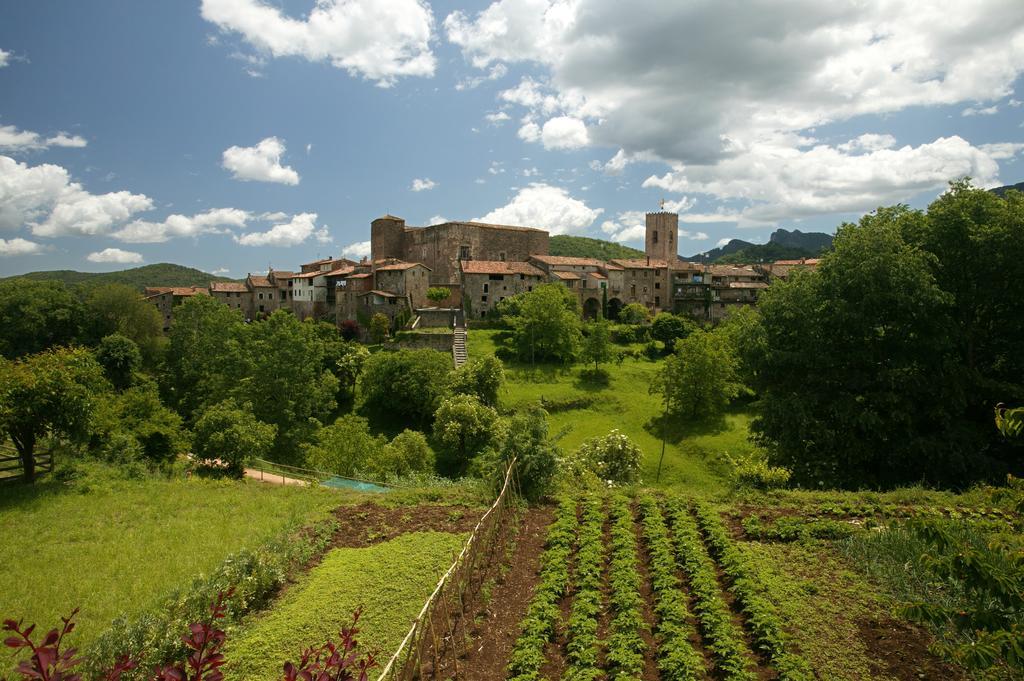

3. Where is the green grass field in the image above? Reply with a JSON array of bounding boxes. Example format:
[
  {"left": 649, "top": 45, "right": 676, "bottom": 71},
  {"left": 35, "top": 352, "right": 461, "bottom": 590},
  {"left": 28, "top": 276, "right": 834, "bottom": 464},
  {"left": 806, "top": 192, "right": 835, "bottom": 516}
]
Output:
[
  {"left": 469, "top": 329, "right": 749, "bottom": 493},
  {"left": 0, "top": 466, "right": 341, "bottom": 663},
  {"left": 222, "top": 531, "right": 467, "bottom": 681}
]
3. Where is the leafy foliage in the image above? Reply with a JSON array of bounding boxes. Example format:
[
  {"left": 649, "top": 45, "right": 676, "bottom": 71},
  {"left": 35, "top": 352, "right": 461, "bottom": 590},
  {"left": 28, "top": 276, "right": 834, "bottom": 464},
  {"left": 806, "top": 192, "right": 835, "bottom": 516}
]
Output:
[
  {"left": 548, "top": 235, "right": 644, "bottom": 260},
  {"left": 505, "top": 284, "right": 582, "bottom": 363},
  {"left": 432, "top": 394, "right": 500, "bottom": 475},
  {"left": 90, "top": 381, "right": 189, "bottom": 467},
  {"left": 651, "top": 329, "right": 741, "bottom": 421},
  {"left": 358, "top": 349, "right": 452, "bottom": 426},
  {"left": 605, "top": 495, "right": 648, "bottom": 681},
  {"left": 580, "top": 319, "right": 612, "bottom": 373},
  {"left": 369, "top": 313, "right": 390, "bottom": 344},
  {"left": 0, "top": 279, "right": 84, "bottom": 359},
  {"left": 426, "top": 287, "right": 451, "bottom": 304},
  {"left": 649, "top": 313, "right": 695, "bottom": 351},
  {"left": 447, "top": 355, "right": 504, "bottom": 407},
  {"left": 193, "top": 401, "right": 276, "bottom": 475},
  {"left": 82, "top": 284, "right": 164, "bottom": 363},
  {"left": 0, "top": 263, "right": 235, "bottom": 290},
  {"left": 304, "top": 414, "right": 386, "bottom": 478},
  {"left": 570, "top": 430, "right": 642, "bottom": 486},
  {"left": 95, "top": 334, "right": 142, "bottom": 390},
  {"left": 491, "top": 404, "right": 559, "bottom": 502},
  {"left": 618, "top": 303, "right": 649, "bottom": 325},
  {"left": 564, "top": 495, "right": 605, "bottom": 681}
]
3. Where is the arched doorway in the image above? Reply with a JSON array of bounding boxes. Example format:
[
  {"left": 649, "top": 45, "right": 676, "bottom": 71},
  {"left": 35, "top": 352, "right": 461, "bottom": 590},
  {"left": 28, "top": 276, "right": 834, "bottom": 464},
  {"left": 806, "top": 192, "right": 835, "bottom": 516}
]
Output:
[
  {"left": 583, "top": 297, "right": 601, "bottom": 320},
  {"left": 607, "top": 297, "right": 623, "bottom": 321}
]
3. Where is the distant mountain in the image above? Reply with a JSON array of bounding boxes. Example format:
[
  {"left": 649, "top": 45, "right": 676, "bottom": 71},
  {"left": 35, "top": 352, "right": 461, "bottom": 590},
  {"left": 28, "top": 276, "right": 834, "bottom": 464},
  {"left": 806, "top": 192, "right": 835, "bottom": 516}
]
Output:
[
  {"left": 549, "top": 235, "right": 645, "bottom": 260},
  {"left": 684, "top": 228, "right": 833, "bottom": 263},
  {"left": 1, "top": 263, "right": 237, "bottom": 290},
  {"left": 990, "top": 181, "right": 1024, "bottom": 197}
]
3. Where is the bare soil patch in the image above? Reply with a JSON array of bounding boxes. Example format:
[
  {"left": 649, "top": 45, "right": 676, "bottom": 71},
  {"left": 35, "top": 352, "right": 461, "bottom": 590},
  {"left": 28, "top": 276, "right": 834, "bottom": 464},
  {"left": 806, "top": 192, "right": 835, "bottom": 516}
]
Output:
[
  {"left": 329, "top": 502, "right": 479, "bottom": 548},
  {"left": 857, "top": 618, "right": 967, "bottom": 681}
]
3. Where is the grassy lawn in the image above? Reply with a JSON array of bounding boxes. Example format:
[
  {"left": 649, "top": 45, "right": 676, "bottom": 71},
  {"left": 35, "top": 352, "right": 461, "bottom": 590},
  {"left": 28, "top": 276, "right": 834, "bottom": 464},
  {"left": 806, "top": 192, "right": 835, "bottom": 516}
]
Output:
[
  {"left": 0, "top": 466, "right": 341, "bottom": 665},
  {"left": 469, "top": 329, "right": 748, "bottom": 494},
  {"left": 222, "top": 531, "right": 467, "bottom": 680}
]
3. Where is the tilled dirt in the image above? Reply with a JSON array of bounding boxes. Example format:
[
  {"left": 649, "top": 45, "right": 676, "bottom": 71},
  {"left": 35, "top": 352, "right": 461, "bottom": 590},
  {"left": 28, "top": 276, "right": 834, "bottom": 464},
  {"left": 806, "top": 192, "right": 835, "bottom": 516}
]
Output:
[
  {"left": 329, "top": 502, "right": 480, "bottom": 548},
  {"left": 858, "top": 617, "right": 968, "bottom": 681}
]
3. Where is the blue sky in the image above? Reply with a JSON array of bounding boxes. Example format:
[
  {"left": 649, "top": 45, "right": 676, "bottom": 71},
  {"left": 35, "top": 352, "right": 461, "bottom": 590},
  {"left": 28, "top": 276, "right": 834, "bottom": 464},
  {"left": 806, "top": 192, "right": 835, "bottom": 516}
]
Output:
[{"left": 1, "top": 0, "right": 1022, "bottom": 277}]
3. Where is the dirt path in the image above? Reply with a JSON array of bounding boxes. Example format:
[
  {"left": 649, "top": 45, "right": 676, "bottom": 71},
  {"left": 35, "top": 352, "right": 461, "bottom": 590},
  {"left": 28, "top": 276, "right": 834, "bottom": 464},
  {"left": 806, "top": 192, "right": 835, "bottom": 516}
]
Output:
[{"left": 244, "top": 468, "right": 309, "bottom": 486}]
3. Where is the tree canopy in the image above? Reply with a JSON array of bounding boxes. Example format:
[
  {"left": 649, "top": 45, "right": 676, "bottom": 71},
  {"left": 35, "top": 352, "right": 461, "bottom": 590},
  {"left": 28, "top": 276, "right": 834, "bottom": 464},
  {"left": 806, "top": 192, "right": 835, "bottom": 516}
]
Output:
[{"left": 505, "top": 283, "right": 582, "bottom": 363}]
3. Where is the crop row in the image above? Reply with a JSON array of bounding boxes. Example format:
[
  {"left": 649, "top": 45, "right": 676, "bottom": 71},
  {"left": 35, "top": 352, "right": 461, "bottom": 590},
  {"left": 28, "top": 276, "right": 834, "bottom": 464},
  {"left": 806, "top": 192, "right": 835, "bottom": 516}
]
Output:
[
  {"left": 740, "top": 515, "right": 858, "bottom": 542},
  {"left": 663, "top": 497, "right": 757, "bottom": 681},
  {"left": 636, "top": 495, "right": 705, "bottom": 681},
  {"left": 507, "top": 496, "right": 578, "bottom": 681},
  {"left": 605, "top": 495, "right": 648, "bottom": 681},
  {"left": 695, "top": 502, "right": 815, "bottom": 681},
  {"left": 565, "top": 494, "right": 606, "bottom": 681}
]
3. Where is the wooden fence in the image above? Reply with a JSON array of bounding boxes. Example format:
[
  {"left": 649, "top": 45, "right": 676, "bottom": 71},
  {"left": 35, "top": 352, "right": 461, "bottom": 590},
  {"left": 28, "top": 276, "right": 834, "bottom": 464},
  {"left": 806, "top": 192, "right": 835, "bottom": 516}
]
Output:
[
  {"left": 0, "top": 445, "right": 52, "bottom": 482},
  {"left": 375, "top": 458, "right": 519, "bottom": 681}
]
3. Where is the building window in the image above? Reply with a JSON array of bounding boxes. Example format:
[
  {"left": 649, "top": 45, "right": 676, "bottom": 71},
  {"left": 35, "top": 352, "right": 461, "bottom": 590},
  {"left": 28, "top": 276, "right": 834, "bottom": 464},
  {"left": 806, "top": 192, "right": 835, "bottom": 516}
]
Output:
[
  {"left": 258, "top": 293, "right": 264, "bottom": 300},
  {"left": 669, "top": 231, "right": 673, "bottom": 244},
  {"left": 499, "top": 252, "right": 506, "bottom": 261},
  {"left": 460, "top": 245, "right": 471, "bottom": 260},
  {"left": 489, "top": 274, "right": 503, "bottom": 281},
  {"left": 652, "top": 230, "right": 658, "bottom": 244},
  {"left": 483, "top": 283, "right": 489, "bottom": 293},
  {"left": 655, "top": 296, "right": 660, "bottom": 306},
  {"left": 259, "top": 305, "right": 265, "bottom": 312},
  {"left": 481, "top": 295, "right": 488, "bottom": 302},
  {"left": 655, "top": 282, "right": 660, "bottom": 289}
]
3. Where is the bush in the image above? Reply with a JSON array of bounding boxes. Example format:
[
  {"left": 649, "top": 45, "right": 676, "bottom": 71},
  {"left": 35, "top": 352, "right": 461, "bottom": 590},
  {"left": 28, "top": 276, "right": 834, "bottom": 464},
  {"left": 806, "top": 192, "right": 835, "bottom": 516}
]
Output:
[
  {"left": 619, "top": 303, "right": 649, "bottom": 325},
  {"left": 571, "top": 429, "right": 642, "bottom": 486},
  {"left": 650, "top": 313, "right": 696, "bottom": 350},
  {"left": 448, "top": 355, "right": 504, "bottom": 407},
  {"left": 192, "top": 400, "right": 276, "bottom": 476},
  {"left": 304, "top": 414, "right": 386, "bottom": 477},
  {"left": 91, "top": 381, "right": 190, "bottom": 467},
  {"left": 376, "top": 429, "right": 436, "bottom": 479},
  {"left": 339, "top": 319, "right": 360, "bottom": 341},
  {"left": 95, "top": 334, "right": 142, "bottom": 390},
  {"left": 433, "top": 394, "right": 501, "bottom": 475},
  {"left": 727, "top": 453, "right": 792, "bottom": 490},
  {"left": 359, "top": 349, "right": 452, "bottom": 425}
]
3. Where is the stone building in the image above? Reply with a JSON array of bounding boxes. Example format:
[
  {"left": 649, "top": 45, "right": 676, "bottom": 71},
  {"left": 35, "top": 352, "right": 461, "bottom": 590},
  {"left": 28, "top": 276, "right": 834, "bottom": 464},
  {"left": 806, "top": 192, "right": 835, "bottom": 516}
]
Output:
[
  {"left": 460, "top": 260, "right": 546, "bottom": 318},
  {"left": 144, "top": 286, "right": 209, "bottom": 330},
  {"left": 209, "top": 281, "right": 250, "bottom": 315},
  {"left": 370, "top": 215, "right": 549, "bottom": 289}
]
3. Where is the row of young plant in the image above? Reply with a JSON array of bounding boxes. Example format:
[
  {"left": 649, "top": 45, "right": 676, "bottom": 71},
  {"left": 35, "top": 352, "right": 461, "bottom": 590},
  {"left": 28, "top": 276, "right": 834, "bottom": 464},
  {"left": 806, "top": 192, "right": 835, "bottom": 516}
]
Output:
[
  {"left": 740, "top": 515, "right": 858, "bottom": 542},
  {"left": 605, "top": 495, "right": 648, "bottom": 681},
  {"left": 694, "top": 502, "right": 815, "bottom": 680},
  {"left": 663, "top": 497, "right": 757, "bottom": 681},
  {"left": 564, "top": 495, "right": 606, "bottom": 681},
  {"left": 636, "top": 495, "right": 705, "bottom": 681},
  {"left": 507, "top": 496, "right": 578, "bottom": 681}
]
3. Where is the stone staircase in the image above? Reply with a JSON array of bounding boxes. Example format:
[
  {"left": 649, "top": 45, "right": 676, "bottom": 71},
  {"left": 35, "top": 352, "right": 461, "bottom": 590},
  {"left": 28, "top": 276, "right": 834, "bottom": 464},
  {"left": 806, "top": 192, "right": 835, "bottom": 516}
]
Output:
[{"left": 452, "top": 325, "right": 468, "bottom": 368}]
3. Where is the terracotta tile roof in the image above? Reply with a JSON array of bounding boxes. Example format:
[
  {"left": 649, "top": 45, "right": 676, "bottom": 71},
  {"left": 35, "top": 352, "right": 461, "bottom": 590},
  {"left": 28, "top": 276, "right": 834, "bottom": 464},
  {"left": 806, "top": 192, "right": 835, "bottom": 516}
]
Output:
[
  {"left": 210, "top": 282, "right": 248, "bottom": 293},
  {"left": 375, "top": 260, "right": 430, "bottom": 271},
  {"left": 323, "top": 266, "right": 355, "bottom": 277},
  {"left": 293, "top": 271, "right": 322, "bottom": 279},
  {"left": 588, "top": 272, "right": 608, "bottom": 280},
  {"left": 610, "top": 258, "right": 669, "bottom": 269},
  {"left": 270, "top": 270, "right": 295, "bottom": 281},
  {"left": 529, "top": 255, "right": 607, "bottom": 267},
  {"left": 707, "top": 264, "right": 760, "bottom": 277},
  {"left": 346, "top": 272, "right": 372, "bottom": 279},
  {"left": 773, "top": 258, "right": 821, "bottom": 266},
  {"left": 168, "top": 287, "right": 208, "bottom": 297},
  {"left": 144, "top": 287, "right": 173, "bottom": 297},
  {"left": 460, "top": 260, "right": 545, "bottom": 276},
  {"left": 670, "top": 260, "right": 703, "bottom": 271},
  {"left": 364, "top": 289, "right": 399, "bottom": 298},
  {"left": 248, "top": 274, "right": 272, "bottom": 287},
  {"left": 551, "top": 270, "right": 581, "bottom": 280}
]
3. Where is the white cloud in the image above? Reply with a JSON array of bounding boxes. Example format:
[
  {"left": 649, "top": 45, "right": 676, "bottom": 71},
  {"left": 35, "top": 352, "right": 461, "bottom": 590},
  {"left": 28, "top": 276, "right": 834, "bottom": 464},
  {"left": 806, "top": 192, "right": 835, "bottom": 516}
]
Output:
[
  {"left": 201, "top": 0, "right": 436, "bottom": 87},
  {"left": 600, "top": 208, "right": 704, "bottom": 244},
  {"left": 643, "top": 135, "right": 1017, "bottom": 224},
  {"left": 522, "top": 167, "right": 540, "bottom": 177},
  {"left": 306, "top": 143, "right": 313, "bottom": 154},
  {"left": 448, "top": 0, "right": 1024, "bottom": 219},
  {"left": 485, "top": 111, "right": 511, "bottom": 125},
  {"left": 541, "top": 116, "right": 588, "bottom": 150},
  {"left": 341, "top": 239, "right": 372, "bottom": 259},
  {"left": 475, "top": 183, "right": 602, "bottom": 235},
  {"left": 456, "top": 63, "right": 507, "bottom": 90},
  {"left": 691, "top": 231, "right": 709, "bottom": 240},
  {"left": 112, "top": 207, "right": 251, "bottom": 243},
  {"left": 487, "top": 161, "right": 505, "bottom": 175},
  {"left": 212, "top": 267, "right": 231, "bottom": 275},
  {"left": 962, "top": 105, "right": 999, "bottom": 116},
  {"left": 0, "top": 125, "right": 88, "bottom": 152},
  {"left": 0, "top": 237, "right": 43, "bottom": 256},
  {"left": 428, "top": 215, "right": 448, "bottom": 225},
  {"left": 716, "top": 238, "right": 732, "bottom": 247},
  {"left": 411, "top": 177, "right": 437, "bottom": 192},
  {"left": 0, "top": 49, "right": 9, "bottom": 68},
  {"left": 87, "top": 248, "right": 143, "bottom": 264},
  {"left": 222, "top": 137, "right": 299, "bottom": 185},
  {"left": 236, "top": 212, "right": 328, "bottom": 247}
]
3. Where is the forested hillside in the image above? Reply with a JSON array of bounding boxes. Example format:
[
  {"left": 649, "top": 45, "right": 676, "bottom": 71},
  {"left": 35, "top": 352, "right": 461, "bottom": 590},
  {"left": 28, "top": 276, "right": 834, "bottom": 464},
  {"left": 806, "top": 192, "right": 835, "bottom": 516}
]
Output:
[
  {"left": 1, "top": 263, "right": 236, "bottom": 290},
  {"left": 549, "top": 235, "right": 644, "bottom": 260}
]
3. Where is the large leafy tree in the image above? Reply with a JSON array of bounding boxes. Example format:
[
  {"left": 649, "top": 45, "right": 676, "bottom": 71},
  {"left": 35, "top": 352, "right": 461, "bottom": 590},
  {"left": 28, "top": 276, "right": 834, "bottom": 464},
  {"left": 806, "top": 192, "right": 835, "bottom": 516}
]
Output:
[
  {"left": 0, "top": 347, "right": 107, "bottom": 482},
  {"left": 432, "top": 394, "right": 500, "bottom": 475},
  {"left": 193, "top": 400, "right": 276, "bottom": 476},
  {"left": 359, "top": 348, "right": 452, "bottom": 425},
  {"left": 580, "top": 318, "right": 613, "bottom": 372},
  {"left": 649, "top": 312, "right": 696, "bottom": 351},
  {"left": 447, "top": 355, "right": 504, "bottom": 407},
  {"left": 506, "top": 283, "right": 582, "bottom": 363},
  {"left": 651, "top": 328, "right": 741, "bottom": 421},
  {"left": 82, "top": 283, "right": 164, "bottom": 363},
  {"left": 0, "top": 279, "right": 84, "bottom": 359},
  {"left": 95, "top": 333, "right": 142, "bottom": 390},
  {"left": 303, "top": 414, "right": 386, "bottom": 477},
  {"left": 750, "top": 206, "right": 970, "bottom": 487}
]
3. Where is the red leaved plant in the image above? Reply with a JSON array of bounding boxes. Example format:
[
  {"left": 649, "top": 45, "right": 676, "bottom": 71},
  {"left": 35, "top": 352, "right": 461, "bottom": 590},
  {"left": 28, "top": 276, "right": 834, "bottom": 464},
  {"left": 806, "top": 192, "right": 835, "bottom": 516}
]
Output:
[{"left": 2, "top": 591, "right": 376, "bottom": 681}]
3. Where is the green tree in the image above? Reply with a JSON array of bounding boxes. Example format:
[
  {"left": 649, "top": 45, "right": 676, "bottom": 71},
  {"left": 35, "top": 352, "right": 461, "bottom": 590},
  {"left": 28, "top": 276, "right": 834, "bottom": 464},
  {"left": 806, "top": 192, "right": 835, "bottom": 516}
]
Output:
[
  {"left": 432, "top": 394, "right": 500, "bottom": 475},
  {"left": 573, "top": 429, "right": 642, "bottom": 485},
  {"left": 376, "top": 429, "right": 436, "bottom": 479},
  {"left": 0, "top": 279, "right": 84, "bottom": 359},
  {"left": 496, "top": 403, "right": 559, "bottom": 502},
  {"left": 714, "top": 305, "right": 764, "bottom": 387},
  {"left": 369, "top": 313, "right": 390, "bottom": 344},
  {"left": 95, "top": 334, "right": 142, "bottom": 390},
  {"left": 192, "top": 400, "right": 276, "bottom": 476},
  {"left": 618, "top": 302, "right": 649, "bottom": 325},
  {"left": 426, "top": 287, "right": 451, "bottom": 305},
  {"left": 90, "top": 379, "right": 188, "bottom": 466},
  {"left": 0, "top": 347, "right": 106, "bottom": 482},
  {"left": 336, "top": 342, "right": 371, "bottom": 398},
  {"left": 580, "top": 318, "right": 612, "bottom": 372},
  {"left": 304, "top": 414, "right": 387, "bottom": 477},
  {"left": 651, "top": 329, "right": 741, "bottom": 421},
  {"left": 750, "top": 207, "right": 965, "bottom": 487},
  {"left": 82, "top": 283, "right": 164, "bottom": 363},
  {"left": 164, "top": 294, "right": 244, "bottom": 418},
  {"left": 447, "top": 355, "right": 504, "bottom": 407},
  {"left": 507, "top": 283, "right": 582, "bottom": 363},
  {"left": 649, "top": 312, "right": 696, "bottom": 351},
  {"left": 359, "top": 349, "right": 452, "bottom": 425}
]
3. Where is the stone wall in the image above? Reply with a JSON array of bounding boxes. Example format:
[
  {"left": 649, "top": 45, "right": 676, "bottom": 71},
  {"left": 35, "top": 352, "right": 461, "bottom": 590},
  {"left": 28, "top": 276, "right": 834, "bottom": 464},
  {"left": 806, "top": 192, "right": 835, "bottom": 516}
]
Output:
[
  {"left": 401, "top": 222, "right": 549, "bottom": 285},
  {"left": 388, "top": 330, "right": 454, "bottom": 352}
]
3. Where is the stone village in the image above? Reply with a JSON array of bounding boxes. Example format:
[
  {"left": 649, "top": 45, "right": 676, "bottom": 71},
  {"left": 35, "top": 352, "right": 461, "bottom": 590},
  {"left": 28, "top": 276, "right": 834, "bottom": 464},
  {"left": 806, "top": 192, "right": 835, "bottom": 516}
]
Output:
[{"left": 145, "top": 210, "right": 818, "bottom": 331}]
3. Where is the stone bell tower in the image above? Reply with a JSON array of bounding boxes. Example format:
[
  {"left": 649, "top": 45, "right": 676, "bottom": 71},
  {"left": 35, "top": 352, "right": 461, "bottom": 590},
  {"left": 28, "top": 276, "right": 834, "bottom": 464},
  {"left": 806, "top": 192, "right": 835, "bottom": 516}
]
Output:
[{"left": 645, "top": 209, "right": 678, "bottom": 261}]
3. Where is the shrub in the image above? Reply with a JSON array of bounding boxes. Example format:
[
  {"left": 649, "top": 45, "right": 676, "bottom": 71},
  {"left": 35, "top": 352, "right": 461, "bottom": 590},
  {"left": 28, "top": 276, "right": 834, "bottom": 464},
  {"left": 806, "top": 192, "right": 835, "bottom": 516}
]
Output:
[
  {"left": 447, "top": 355, "right": 504, "bottom": 407},
  {"left": 192, "top": 400, "right": 276, "bottom": 476},
  {"left": 650, "top": 312, "right": 696, "bottom": 350},
  {"left": 304, "top": 414, "right": 386, "bottom": 477},
  {"left": 371, "top": 429, "right": 435, "bottom": 480},
  {"left": 571, "top": 429, "right": 642, "bottom": 485},
  {"left": 339, "top": 319, "right": 360, "bottom": 341},
  {"left": 433, "top": 394, "right": 501, "bottom": 475},
  {"left": 91, "top": 381, "right": 190, "bottom": 467},
  {"left": 359, "top": 349, "right": 451, "bottom": 425},
  {"left": 619, "top": 303, "right": 649, "bottom": 325},
  {"left": 95, "top": 334, "right": 142, "bottom": 390},
  {"left": 426, "top": 287, "right": 451, "bottom": 304},
  {"left": 727, "top": 452, "right": 792, "bottom": 490},
  {"left": 369, "top": 313, "right": 390, "bottom": 344},
  {"left": 481, "top": 403, "right": 559, "bottom": 502}
]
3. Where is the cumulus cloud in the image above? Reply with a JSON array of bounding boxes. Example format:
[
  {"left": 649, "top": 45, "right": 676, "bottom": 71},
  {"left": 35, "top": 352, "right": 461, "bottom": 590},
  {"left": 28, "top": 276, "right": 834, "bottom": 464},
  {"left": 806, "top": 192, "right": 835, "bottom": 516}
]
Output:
[
  {"left": 341, "top": 239, "right": 372, "bottom": 259},
  {"left": 456, "top": 63, "right": 507, "bottom": 90},
  {"left": 448, "top": 0, "right": 1024, "bottom": 220},
  {"left": 87, "top": 248, "right": 143, "bottom": 264},
  {"left": 236, "top": 212, "right": 329, "bottom": 247},
  {"left": 428, "top": 215, "right": 448, "bottom": 225},
  {"left": 600, "top": 208, "right": 705, "bottom": 244},
  {"left": 541, "top": 116, "right": 588, "bottom": 150},
  {"left": 475, "top": 183, "right": 602, "bottom": 234},
  {"left": 0, "top": 237, "right": 43, "bottom": 256},
  {"left": 112, "top": 207, "right": 251, "bottom": 243},
  {"left": 485, "top": 111, "right": 511, "bottom": 125},
  {"left": 691, "top": 231, "right": 709, "bottom": 240},
  {"left": 201, "top": 0, "right": 436, "bottom": 86},
  {"left": 411, "top": 177, "right": 437, "bottom": 191},
  {"left": 0, "top": 125, "right": 88, "bottom": 152},
  {"left": 0, "top": 49, "right": 9, "bottom": 68},
  {"left": 643, "top": 135, "right": 1017, "bottom": 223},
  {"left": 222, "top": 137, "right": 300, "bottom": 185},
  {"left": 962, "top": 105, "right": 999, "bottom": 116}
]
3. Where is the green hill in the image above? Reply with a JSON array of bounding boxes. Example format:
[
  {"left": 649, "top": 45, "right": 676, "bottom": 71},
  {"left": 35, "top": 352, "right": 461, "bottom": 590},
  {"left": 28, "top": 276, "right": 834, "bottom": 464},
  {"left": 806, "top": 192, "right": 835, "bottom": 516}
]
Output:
[
  {"left": 549, "top": 235, "right": 644, "bottom": 260},
  {"left": 1, "top": 263, "right": 237, "bottom": 290}
]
